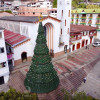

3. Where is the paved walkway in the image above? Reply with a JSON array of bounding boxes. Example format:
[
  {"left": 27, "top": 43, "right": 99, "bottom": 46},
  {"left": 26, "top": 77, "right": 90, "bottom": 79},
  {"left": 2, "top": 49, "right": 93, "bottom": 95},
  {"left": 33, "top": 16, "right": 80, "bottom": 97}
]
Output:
[
  {"left": 78, "top": 60, "right": 100, "bottom": 99},
  {"left": 11, "top": 46, "right": 100, "bottom": 78}
]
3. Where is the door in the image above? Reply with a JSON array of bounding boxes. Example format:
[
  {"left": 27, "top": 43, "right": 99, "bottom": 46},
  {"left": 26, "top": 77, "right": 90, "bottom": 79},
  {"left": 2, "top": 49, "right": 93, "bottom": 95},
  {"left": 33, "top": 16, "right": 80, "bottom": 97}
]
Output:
[
  {"left": 82, "top": 40, "right": 85, "bottom": 47},
  {"left": 64, "top": 45, "right": 67, "bottom": 53},
  {"left": 72, "top": 45, "right": 75, "bottom": 51},
  {"left": 86, "top": 40, "right": 88, "bottom": 45},
  {"left": 90, "top": 37, "right": 93, "bottom": 44},
  {"left": 77, "top": 43, "right": 80, "bottom": 49}
]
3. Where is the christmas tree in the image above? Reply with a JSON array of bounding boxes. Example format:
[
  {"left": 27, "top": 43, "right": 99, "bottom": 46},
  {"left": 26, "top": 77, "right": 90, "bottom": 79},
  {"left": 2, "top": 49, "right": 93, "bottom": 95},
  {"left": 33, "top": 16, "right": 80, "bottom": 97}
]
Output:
[{"left": 24, "top": 22, "right": 59, "bottom": 93}]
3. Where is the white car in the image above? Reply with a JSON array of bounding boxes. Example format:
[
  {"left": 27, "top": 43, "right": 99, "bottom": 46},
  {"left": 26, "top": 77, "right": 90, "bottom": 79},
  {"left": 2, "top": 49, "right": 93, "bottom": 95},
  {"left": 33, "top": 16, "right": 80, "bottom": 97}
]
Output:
[{"left": 92, "top": 42, "right": 100, "bottom": 47}]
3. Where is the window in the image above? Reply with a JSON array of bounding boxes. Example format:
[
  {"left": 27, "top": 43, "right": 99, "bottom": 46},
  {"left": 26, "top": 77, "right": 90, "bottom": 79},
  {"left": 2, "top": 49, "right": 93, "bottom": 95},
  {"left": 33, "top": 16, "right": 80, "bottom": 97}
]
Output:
[
  {"left": 68, "top": 28, "right": 69, "bottom": 34},
  {"left": 0, "top": 32, "right": 2, "bottom": 38},
  {"left": 0, "top": 47, "right": 4, "bottom": 53},
  {"left": 33, "top": 12, "right": 35, "bottom": 14},
  {"left": 65, "top": 20, "right": 66, "bottom": 26},
  {"left": 61, "top": 28, "right": 62, "bottom": 35},
  {"left": 62, "top": 10, "right": 63, "bottom": 16},
  {"left": 0, "top": 62, "right": 6, "bottom": 68},
  {"left": 68, "top": 10, "right": 70, "bottom": 17}
]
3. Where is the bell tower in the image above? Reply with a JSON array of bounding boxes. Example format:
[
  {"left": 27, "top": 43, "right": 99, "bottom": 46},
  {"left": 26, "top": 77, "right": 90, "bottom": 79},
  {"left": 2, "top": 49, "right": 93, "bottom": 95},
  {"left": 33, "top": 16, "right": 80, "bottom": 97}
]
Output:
[{"left": 57, "top": 0, "right": 72, "bottom": 52}]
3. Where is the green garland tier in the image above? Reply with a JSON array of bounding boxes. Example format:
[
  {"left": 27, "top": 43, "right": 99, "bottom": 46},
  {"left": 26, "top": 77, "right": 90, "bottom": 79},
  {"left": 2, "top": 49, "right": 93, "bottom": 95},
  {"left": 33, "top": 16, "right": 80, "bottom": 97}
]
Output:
[{"left": 24, "top": 22, "right": 59, "bottom": 93}]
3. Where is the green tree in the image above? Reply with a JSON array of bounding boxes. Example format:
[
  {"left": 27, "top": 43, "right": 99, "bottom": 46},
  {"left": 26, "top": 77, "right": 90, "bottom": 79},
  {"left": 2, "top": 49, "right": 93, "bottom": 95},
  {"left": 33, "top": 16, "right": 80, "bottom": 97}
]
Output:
[
  {"left": 0, "top": 88, "right": 38, "bottom": 100},
  {"left": 24, "top": 22, "right": 59, "bottom": 93}
]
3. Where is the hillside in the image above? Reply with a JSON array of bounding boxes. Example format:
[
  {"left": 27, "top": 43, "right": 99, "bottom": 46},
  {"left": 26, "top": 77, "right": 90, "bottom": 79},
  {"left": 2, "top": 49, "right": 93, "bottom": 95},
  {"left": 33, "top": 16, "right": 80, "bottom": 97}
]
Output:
[{"left": 52, "top": 0, "right": 100, "bottom": 8}]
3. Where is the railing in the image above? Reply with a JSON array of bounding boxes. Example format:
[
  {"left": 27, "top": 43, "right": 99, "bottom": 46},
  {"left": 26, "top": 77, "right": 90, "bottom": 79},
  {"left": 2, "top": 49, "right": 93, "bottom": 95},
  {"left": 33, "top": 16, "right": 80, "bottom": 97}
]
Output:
[
  {"left": 59, "top": 42, "right": 64, "bottom": 47},
  {"left": 71, "top": 21, "right": 74, "bottom": 24},
  {"left": 80, "top": 17, "right": 86, "bottom": 19},
  {"left": 80, "top": 22, "right": 86, "bottom": 24},
  {"left": 71, "top": 17, "right": 74, "bottom": 19},
  {"left": 70, "top": 36, "right": 82, "bottom": 41},
  {"left": 75, "top": 21, "right": 78, "bottom": 24},
  {"left": 76, "top": 37, "right": 82, "bottom": 40},
  {"left": 89, "top": 33, "right": 97, "bottom": 37},
  {"left": 96, "top": 17, "right": 100, "bottom": 19},
  {"left": 88, "top": 22, "right": 92, "bottom": 25},
  {"left": 96, "top": 23, "right": 100, "bottom": 25},
  {"left": 75, "top": 17, "right": 79, "bottom": 19},
  {"left": 88, "top": 17, "right": 92, "bottom": 19}
]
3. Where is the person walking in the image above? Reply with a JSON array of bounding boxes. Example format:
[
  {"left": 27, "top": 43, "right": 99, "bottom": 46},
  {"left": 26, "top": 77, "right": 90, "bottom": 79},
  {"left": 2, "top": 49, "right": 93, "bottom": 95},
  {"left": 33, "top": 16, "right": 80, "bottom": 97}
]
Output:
[{"left": 83, "top": 77, "right": 86, "bottom": 83}]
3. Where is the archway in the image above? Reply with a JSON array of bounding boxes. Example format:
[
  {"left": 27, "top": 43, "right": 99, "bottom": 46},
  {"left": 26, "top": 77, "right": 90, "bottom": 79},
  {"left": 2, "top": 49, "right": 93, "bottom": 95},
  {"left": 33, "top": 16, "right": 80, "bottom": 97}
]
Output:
[
  {"left": 21, "top": 52, "right": 27, "bottom": 62},
  {"left": 44, "top": 23, "right": 54, "bottom": 56}
]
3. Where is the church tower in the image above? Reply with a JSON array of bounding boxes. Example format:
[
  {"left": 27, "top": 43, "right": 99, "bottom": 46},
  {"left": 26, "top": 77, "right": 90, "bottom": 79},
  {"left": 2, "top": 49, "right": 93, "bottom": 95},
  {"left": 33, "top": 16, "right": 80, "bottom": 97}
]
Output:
[{"left": 57, "top": 0, "right": 72, "bottom": 52}]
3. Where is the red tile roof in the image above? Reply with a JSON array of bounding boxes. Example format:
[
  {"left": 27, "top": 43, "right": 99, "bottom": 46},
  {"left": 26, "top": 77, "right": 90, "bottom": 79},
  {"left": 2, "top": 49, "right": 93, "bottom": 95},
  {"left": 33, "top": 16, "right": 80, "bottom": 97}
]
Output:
[
  {"left": 4, "top": 30, "right": 29, "bottom": 47},
  {"left": 70, "top": 24, "right": 98, "bottom": 33}
]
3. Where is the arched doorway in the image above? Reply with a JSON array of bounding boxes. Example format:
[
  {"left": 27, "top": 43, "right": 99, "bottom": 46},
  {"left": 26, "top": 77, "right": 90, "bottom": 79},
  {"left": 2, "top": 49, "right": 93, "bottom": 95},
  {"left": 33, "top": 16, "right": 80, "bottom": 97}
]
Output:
[
  {"left": 21, "top": 52, "right": 27, "bottom": 63},
  {"left": 44, "top": 23, "right": 54, "bottom": 57}
]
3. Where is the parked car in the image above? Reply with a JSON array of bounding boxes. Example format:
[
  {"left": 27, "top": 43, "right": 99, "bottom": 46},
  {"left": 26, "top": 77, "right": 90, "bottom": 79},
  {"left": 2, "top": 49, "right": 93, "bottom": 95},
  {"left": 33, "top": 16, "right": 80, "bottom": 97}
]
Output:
[{"left": 92, "top": 42, "right": 100, "bottom": 47}]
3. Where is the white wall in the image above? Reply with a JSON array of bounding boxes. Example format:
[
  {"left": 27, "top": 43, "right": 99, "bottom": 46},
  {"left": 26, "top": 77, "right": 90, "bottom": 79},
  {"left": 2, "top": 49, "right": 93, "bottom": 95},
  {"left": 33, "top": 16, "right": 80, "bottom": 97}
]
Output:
[
  {"left": 14, "top": 40, "right": 32, "bottom": 61},
  {"left": 0, "top": 29, "right": 9, "bottom": 84}
]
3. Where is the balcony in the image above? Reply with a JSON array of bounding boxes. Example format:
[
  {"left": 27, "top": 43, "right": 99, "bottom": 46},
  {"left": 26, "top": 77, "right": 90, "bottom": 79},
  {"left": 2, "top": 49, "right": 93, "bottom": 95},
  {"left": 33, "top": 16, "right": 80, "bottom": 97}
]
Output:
[
  {"left": 96, "top": 17, "right": 100, "bottom": 20},
  {"left": 89, "top": 32, "right": 97, "bottom": 37},
  {"left": 59, "top": 42, "right": 64, "bottom": 47},
  {"left": 71, "top": 21, "right": 74, "bottom": 24},
  {"left": 75, "top": 21, "right": 78, "bottom": 24},
  {"left": 75, "top": 17, "right": 79, "bottom": 19},
  {"left": 80, "top": 17, "right": 86, "bottom": 19},
  {"left": 88, "top": 17, "right": 92, "bottom": 19},
  {"left": 71, "top": 17, "right": 74, "bottom": 19},
  {"left": 70, "top": 36, "right": 82, "bottom": 41},
  {"left": 88, "top": 22, "right": 92, "bottom": 25},
  {"left": 7, "top": 53, "right": 13, "bottom": 60},
  {"left": 96, "top": 23, "right": 100, "bottom": 25},
  {"left": 80, "top": 22, "right": 86, "bottom": 25}
]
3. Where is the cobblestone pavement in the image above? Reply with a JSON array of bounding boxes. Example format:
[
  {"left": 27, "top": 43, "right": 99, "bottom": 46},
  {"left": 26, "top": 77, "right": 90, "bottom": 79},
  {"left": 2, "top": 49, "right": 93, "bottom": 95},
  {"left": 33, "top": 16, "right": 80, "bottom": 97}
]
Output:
[
  {"left": 12, "top": 45, "right": 100, "bottom": 78},
  {"left": 78, "top": 60, "right": 100, "bottom": 99},
  {"left": 0, "top": 83, "right": 9, "bottom": 93}
]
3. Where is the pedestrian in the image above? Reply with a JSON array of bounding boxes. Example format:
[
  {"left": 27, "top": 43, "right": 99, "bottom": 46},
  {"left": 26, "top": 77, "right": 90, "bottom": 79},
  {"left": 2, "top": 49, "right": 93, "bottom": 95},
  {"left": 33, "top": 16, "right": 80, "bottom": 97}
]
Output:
[
  {"left": 85, "top": 46, "right": 87, "bottom": 49},
  {"left": 83, "top": 77, "right": 86, "bottom": 83}
]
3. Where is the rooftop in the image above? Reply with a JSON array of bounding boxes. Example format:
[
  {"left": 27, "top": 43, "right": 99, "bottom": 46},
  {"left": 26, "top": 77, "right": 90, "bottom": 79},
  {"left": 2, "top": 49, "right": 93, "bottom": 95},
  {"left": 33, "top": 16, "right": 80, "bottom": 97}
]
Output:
[
  {"left": 72, "top": 9, "right": 100, "bottom": 14},
  {"left": 70, "top": 24, "right": 98, "bottom": 33},
  {"left": 0, "top": 16, "right": 61, "bottom": 23},
  {"left": 4, "top": 30, "right": 30, "bottom": 47}
]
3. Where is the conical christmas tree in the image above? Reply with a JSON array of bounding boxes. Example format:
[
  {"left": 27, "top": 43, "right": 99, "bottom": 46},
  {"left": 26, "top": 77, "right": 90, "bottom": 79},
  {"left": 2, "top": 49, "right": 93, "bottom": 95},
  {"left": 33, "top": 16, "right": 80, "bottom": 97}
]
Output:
[{"left": 24, "top": 22, "right": 59, "bottom": 93}]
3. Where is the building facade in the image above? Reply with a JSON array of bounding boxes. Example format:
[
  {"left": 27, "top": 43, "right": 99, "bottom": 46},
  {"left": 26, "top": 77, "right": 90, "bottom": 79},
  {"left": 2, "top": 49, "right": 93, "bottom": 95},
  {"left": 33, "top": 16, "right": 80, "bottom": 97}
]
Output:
[
  {"left": 0, "top": 27, "right": 9, "bottom": 85},
  {"left": 71, "top": 9, "right": 100, "bottom": 39}
]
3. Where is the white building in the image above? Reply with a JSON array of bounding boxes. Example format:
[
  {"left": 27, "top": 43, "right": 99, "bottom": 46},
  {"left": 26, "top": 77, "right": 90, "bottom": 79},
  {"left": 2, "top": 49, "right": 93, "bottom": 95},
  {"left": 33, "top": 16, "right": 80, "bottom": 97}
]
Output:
[
  {"left": 0, "top": 0, "right": 98, "bottom": 67},
  {"left": 0, "top": 27, "right": 9, "bottom": 85},
  {"left": 27, "top": 0, "right": 52, "bottom": 8}
]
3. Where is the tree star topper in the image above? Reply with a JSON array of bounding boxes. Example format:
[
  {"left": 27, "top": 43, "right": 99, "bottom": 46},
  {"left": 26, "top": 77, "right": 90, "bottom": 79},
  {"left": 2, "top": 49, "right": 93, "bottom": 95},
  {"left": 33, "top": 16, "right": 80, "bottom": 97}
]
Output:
[{"left": 38, "top": 14, "right": 43, "bottom": 22}]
